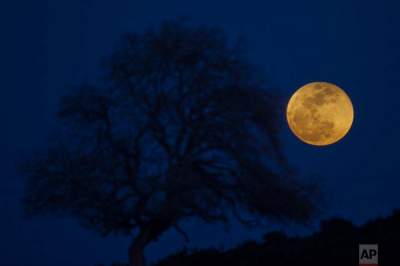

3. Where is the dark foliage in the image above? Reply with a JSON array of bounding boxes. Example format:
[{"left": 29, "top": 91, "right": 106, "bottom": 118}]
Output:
[
  {"left": 22, "top": 20, "right": 317, "bottom": 266},
  {"left": 155, "top": 210, "right": 400, "bottom": 266}
]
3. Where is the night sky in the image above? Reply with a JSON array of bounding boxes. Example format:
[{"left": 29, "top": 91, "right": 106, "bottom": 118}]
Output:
[{"left": 3, "top": 1, "right": 400, "bottom": 265}]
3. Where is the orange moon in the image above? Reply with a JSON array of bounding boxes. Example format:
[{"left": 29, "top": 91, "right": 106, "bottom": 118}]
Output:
[{"left": 286, "top": 82, "right": 354, "bottom": 146}]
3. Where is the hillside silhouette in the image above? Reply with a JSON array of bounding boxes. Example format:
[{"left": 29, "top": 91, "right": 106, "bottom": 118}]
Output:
[{"left": 153, "top": 209, "right": 400, "bottom": 266}]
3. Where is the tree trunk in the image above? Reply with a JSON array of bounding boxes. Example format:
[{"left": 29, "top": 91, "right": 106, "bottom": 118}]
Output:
[
  {"left": 129, "top": 228, "right": 151, "bottom": 266},
  {"left": 128, "top": 215, "right": 174, "bottom": 266},
  {"left": 128, "top": 221, "right": 169, "bottom": 266}
]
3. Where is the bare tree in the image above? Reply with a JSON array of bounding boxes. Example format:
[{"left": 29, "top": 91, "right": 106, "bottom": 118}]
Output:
[{"left": 23, "top": 20, "right": 317, "bottom": 266}]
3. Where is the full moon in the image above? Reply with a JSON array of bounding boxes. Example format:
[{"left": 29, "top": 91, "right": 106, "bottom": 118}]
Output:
[{"left": 286, "top": 82, "right": 354, "bottom": 146}]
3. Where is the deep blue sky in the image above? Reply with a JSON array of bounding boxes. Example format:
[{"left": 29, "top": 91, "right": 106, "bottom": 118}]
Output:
[{"left": 2, "top": 0, "right": 400, "bottom": 265}]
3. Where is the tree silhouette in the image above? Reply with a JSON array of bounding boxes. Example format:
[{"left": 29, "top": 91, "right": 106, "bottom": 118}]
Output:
[{"left": 22, "top": 20, "right": 316, "bottom": 266}]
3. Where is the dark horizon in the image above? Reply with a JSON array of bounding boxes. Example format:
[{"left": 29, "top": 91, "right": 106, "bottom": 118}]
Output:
[{"left": 3, "top": 1, "right": 400, "bottom": 265}]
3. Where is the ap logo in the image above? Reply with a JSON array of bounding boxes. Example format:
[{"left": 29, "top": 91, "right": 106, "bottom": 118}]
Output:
[{"left": 359, "top": 244, "right": 378, "bottom": 266}]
